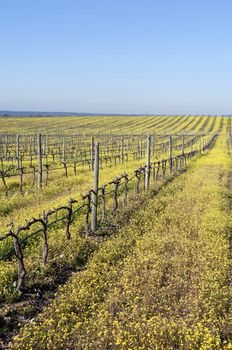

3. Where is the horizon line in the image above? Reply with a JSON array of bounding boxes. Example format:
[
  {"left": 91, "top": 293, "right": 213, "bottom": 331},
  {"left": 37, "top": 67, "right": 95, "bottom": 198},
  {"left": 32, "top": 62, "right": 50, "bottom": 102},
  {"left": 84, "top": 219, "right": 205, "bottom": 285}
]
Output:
[{"left": 0, "top": 110, "right": 231, "bottom": 117}]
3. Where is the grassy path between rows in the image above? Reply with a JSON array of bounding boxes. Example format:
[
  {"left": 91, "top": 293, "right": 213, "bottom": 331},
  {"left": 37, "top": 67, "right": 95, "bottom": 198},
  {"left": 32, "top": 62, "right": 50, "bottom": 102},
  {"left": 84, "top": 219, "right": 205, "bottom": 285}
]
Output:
[{"left": 8, "top": 130, "right": 232, "bottom": 349}]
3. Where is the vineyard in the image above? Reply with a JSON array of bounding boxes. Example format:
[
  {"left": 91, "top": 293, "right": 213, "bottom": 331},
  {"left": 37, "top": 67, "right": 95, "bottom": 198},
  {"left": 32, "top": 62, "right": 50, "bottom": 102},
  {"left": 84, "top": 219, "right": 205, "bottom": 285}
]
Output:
[{"left": 0, "top": 115, "right": 231, "bottom": 349}]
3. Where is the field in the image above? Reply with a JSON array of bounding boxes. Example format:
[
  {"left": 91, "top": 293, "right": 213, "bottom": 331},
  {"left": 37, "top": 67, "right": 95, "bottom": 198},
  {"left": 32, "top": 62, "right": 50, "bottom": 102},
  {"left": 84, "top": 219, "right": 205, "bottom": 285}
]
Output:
[{"left": 0, "top": 115, "right": 231, "bottom": 349}]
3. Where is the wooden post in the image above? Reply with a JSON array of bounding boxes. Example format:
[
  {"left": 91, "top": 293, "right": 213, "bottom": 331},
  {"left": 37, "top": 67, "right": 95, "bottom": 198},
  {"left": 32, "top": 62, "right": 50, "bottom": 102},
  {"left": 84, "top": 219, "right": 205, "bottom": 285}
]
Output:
[
  {"left": 38, "top": 133, "right": 43, "bottom": 190},
  {"left": 16, "top": 134, "right": 20, "bottom": 169},
  {"left": 169, "top": 136, "right": 173, "bottom": 173},
  {"left": 121, "top": 138, "right": 124, "bottom": 164},
  {"left": 91, "top": 143, "right": 99, "bottom": 232},
  {"left": 91, "top": 136, "right": 94, "bottom": 171},
  {"left": 62, "top": 136, "right": 66, "bottom": 163},
  {"left": 145, "top": 135, "right": 151, "bottom": 190},
  {"left": 182, "top": 135, "right": 185, "bottom": 155}
]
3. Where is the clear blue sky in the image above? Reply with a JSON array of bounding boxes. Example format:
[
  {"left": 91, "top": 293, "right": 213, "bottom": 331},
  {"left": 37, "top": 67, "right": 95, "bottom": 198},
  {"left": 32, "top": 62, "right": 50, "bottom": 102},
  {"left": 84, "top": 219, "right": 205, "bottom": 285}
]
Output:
[{"left": 0, "top": 0, "right": 232, "bottom": 114}]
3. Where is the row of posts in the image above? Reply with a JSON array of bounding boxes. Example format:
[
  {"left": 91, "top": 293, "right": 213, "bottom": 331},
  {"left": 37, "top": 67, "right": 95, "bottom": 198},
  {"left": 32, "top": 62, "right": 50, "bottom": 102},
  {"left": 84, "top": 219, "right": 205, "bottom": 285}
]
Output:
[
  {"left": 18, "top": 133, "right": 206, "bottom": 192},
  {"left": 91, "top": 134, "right": 177, "bottom": 232},
  {"left": 5, "top": 132, "right": 208, "bottom": 165},
  {"left": 16, "top": 134, "right": 125, "bottom": 190}
]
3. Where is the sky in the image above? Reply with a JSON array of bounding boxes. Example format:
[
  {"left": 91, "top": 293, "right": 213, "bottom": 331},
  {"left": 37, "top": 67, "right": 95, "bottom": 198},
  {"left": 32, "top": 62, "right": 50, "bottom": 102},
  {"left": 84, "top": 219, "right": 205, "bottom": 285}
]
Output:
[{"left": 0, "top": 0, "right": 232, "bottom": 114}]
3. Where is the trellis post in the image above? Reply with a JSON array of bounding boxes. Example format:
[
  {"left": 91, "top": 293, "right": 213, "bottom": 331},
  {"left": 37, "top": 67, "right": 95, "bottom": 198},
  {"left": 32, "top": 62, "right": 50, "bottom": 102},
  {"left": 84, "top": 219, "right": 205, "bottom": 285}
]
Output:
[
  {"left": 121, "top": 138, "right": 124, "bottom": 164},
  {"left": 145, "top": 134, "right": 151, "bottom": 190},
  {"left": 181, "top": 135, "right": 185, "bottom": 155},
  {"left": 62, "top": 136, "right": 66, "bottom": 163},
  {"left": 169, "top": 136, "right": 173, "bottom": 173},
  {"left": 38, "top": 133, "right": 43, "bottom": 190},
  {"left": 91, "top": 142, "right": 99, "bottom": 232},
  {"left": 16, "top": 134, "right": 20, "bottom": 169}
]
